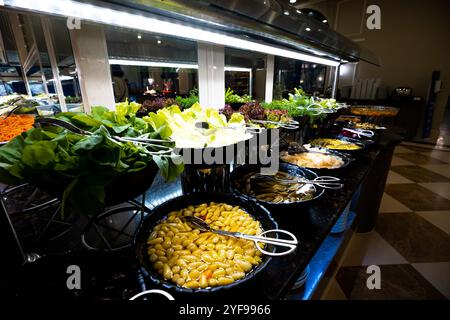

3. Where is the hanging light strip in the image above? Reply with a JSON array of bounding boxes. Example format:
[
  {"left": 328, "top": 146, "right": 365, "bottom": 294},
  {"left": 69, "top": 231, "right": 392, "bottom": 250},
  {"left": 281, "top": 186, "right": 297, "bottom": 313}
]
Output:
[
  {"left": 109, "top": 59, "right": 252, "bottom": 72},
  {"left": 2, "top": 0, "right": 341, "bottom": 67},
  {"left": 109, "top": 59, "right": 198, "bottom": 69}
]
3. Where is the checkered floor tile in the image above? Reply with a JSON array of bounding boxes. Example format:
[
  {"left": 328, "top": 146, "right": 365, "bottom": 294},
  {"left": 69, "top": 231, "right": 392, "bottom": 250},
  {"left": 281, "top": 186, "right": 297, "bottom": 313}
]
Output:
[{"left": 324, "top": 143, "right": 450, "bottom": 300}]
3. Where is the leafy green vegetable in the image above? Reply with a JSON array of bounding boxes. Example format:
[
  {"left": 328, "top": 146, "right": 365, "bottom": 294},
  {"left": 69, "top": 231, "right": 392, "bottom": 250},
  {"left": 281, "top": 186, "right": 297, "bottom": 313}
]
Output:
[
  {"left": 143, "top": 102, "right": 251, "bottom": 148},
  {"left": 262, "top": 88, "right": 332, "bottom": 123},
  {"left": 225, "top": 88, "right": 252, "bottom": 104},
  {"left": 175, "top": 88, "right": 199, "bottom": 109},
  {"left": 0, "top": 101, "right": 183, "bottom": 215}
]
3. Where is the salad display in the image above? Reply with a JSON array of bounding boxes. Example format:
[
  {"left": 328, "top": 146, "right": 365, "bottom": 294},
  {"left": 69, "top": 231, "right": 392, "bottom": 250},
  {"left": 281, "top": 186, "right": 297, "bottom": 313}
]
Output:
[
  {"left": 225, "top": 88, "right": 252, "bottom": 104},
  {"left": 220, "top": 102, "right": 293, "bottom": 129},
  {"left": 262, "top": 88, "right": 346, "bottom": 123},
  {"left": 0, "top": 101, "right": 183, "bottom": 215},
  {"left": 175, "top": 88, "right": 199, "bottom": 109},
  {"left": 144, "top": 103, "right": 253, "bottom": 148}
]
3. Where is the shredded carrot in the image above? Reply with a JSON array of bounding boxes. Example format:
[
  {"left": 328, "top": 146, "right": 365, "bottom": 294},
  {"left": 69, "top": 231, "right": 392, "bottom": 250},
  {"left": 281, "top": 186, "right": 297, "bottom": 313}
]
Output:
[{"left": 0, "top": 114, "right": 35, "bottom": 142}]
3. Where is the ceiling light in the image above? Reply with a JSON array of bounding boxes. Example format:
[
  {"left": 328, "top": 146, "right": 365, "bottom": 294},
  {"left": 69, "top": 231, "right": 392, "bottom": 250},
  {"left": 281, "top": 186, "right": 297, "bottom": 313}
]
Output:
[
  {"left": 289, "top": 0, "right": 297, "bottom": 3},
  {"left": 2, "top": 0, "right": 340, "bottom": 67},
  {"left": 157, "top": 40, "right": 162, "bottom": 44},
  {"left": 224, "top": 67, "right": 252, "bottom": 72},
  {"left": 109, "top": 59, "right": 252, "bottom": 73},
  {"left": 109, "top": 59, "right": 198, "bottom": 69},
  {"left": 283, "top": 11, "right": 289, "bottom": 15},
  {"left": 296, "top": 10, "right": 302, "bottom": 14},
  {"left": 322, "top": 19, "right": 327, "bottom": 23},
  {"left": 137, "top": 34, "right": 142, "bottom": 39},
  {"left": 305, "top": 27, "right": 311, "bottom": 31}
]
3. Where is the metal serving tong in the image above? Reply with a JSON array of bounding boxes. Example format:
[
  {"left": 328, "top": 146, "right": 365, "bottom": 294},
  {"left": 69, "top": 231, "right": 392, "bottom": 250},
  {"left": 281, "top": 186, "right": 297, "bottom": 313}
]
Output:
[
  {"left": 302, "top": 103, "right": 334, "bottom": 115},
  {"left": 251, "top": 173, "right": 344, "bottom": 190},
  {"left": 194, "top": 121, "right": 262, "bottom": 134},
  {"left": 250, "top": 119, "right": 299, "bottom": 130},
  {"left": 182, "top": 216, "right": 297, "bottom": 256},
  {"left": 1, "top": 102, "right": 33, "bottom": 119},
  {"left": 287, "top": 142, "right": 330, "bottom": 155},
  {"left": 342, "top": 127, "right": 374, "bottom": 138},
  {"left": 36, "top": 117, "right": 174, "bottom": 155}
]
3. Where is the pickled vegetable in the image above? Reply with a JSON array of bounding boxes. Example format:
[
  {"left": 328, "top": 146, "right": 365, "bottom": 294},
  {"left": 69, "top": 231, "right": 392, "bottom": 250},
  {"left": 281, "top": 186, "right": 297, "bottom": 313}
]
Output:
[
  {"left": 147, "top": 202, "right": 263, "bottom": 289},
  {"left": 234, "top": 171, "right": 316, "bottom": 203},
  {"left": 309, "top": 138, "right": 361, "bottom": 151}
]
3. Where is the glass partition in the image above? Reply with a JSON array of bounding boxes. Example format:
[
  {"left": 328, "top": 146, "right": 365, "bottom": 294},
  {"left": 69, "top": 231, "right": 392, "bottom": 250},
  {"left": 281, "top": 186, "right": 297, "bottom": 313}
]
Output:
[
  {"left": 224, "top": 47, "right": 266, "bottom": 102},
  {"left": 46, "top": 17, "right": 82, "bottom": 109},
  {"left": 273, "top": 56, "right": 329, "bottom": 99},
  {"left": 104, "top": 27, "right": 198, "bottom": 104},
  {"left": 0, "top": 11, "right": 22, "bottom": 96},
  {"left": 0, "top": 10, "right": 83, "bottom": 112}
]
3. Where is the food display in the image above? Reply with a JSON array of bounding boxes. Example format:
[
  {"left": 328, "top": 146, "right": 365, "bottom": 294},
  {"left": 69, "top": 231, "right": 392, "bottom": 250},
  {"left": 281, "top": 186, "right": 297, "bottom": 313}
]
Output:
[
  {"left": 0, "top": 0, "right": 403, "bottom": 303},
  {"left": 144, "top": 103, "right": 253, "bottom": 148},
  {"left": 336, "top": 115, "right": 361, "bottom": 123},
  {"left": 262, "top": 88, "right": 345, "bottom": 124},
  {"left": 225, "top": 88, "right": 252, "bottom": 104},
  {"left": 353, "top": 122, "right": 385, "bottom": 130},
  {"left": 0, "top": 101, "right": 182, "bottom": 215},
  {"left": 309, "top": 138, "right": 362, "bottom": 151},
  {"left": 175, "top": 88, "right": 200, "bottom": 109},
  {"left": 221, "top": 101, "right": 293, "bottom": 129},
  {"left": 234, "top": 170, "right": 316, "bottom": 203},
  {"left": 138, "top": 98, "right": 177, "bottom": 115},
  {"left": 147, "top": 202, "right": 263, "bottom": 289},
  {"left": 350, "top": 106, "right": 399, "bottom": 117},
  {"left": 280, "top": 150, "right": 345, "bottom": 169},
  {"left": 0, "top": 114, "right": 35, "bottom": 142}
]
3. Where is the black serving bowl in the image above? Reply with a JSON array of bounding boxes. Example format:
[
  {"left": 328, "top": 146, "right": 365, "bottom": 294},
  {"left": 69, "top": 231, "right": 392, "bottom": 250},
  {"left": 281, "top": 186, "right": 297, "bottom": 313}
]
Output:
[
  {"left": 280, "top": 149, "right": 354, "bottom": 176},
  {"left": 308, "top": 135, "right": 371, "bottom": 157},
  {"left": 32, "top": 161, "right": 159, "bottom": 207},
  {"left": 134, "top": 192, "right": 277, "bottom": 296},
  {"left": 230, "top": 163, "right": 325, "bottom": 211}
]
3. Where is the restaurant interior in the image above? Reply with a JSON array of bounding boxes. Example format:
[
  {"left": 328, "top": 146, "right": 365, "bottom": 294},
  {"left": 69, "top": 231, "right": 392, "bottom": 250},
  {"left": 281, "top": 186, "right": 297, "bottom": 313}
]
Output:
[{"left": 0, "top": 0, "right": 449, "bottom": 302}]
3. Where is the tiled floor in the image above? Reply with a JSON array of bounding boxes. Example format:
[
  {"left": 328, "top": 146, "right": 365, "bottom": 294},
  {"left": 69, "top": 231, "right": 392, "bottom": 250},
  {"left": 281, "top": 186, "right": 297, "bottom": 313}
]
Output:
[{"left": 324, "top": 142, "right": 450, "bottom": 300}]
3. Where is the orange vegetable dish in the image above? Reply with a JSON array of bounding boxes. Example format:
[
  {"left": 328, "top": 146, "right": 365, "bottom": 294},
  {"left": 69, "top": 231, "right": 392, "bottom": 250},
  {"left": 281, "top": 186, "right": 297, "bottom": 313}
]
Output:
[{"left": 0, "top": 114, "right": 34, "bottom": 142}]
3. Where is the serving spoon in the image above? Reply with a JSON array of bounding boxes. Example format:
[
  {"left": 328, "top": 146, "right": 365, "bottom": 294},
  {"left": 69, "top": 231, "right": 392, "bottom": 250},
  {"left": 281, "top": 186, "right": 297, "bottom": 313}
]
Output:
[{"left": 182, "top": 216, "right": 297, "bottom": 256}]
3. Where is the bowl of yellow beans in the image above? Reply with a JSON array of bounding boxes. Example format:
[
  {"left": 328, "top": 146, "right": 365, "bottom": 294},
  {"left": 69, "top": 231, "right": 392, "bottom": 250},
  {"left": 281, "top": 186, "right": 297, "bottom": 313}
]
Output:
[{"left": 134, "top": 193, "right": 278, "bottom": 293}]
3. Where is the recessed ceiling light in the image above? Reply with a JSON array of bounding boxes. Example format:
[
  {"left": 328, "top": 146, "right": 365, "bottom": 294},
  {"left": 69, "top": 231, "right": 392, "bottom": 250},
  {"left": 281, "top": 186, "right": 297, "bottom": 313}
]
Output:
[
  {"left": 157, "top": 40, "right": 162, "bottom": 44},
  {"left": 137, "top": 34, "right": 142, "bottom": 39},
  {"left": 305, "top": 27, "right": 311, "bottom": 31},
  {"left": 322, "top": 19, "right": 328, "bottom": 23},
  {"left": 283, "top": 11, "right": 289, "bottom": 15},
  {"left": 289, "top": 0, "right": 297, "bottom": 3}
]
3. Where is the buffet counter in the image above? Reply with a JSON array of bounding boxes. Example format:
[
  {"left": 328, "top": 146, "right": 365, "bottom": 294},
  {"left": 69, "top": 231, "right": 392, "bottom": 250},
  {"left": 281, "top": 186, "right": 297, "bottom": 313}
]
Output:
[
  {"left": 140, "top": 128, "right": 403, "bottom": 300},
  {"left": 0, "top": 128, "right": 404, "bottom": 300}
]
